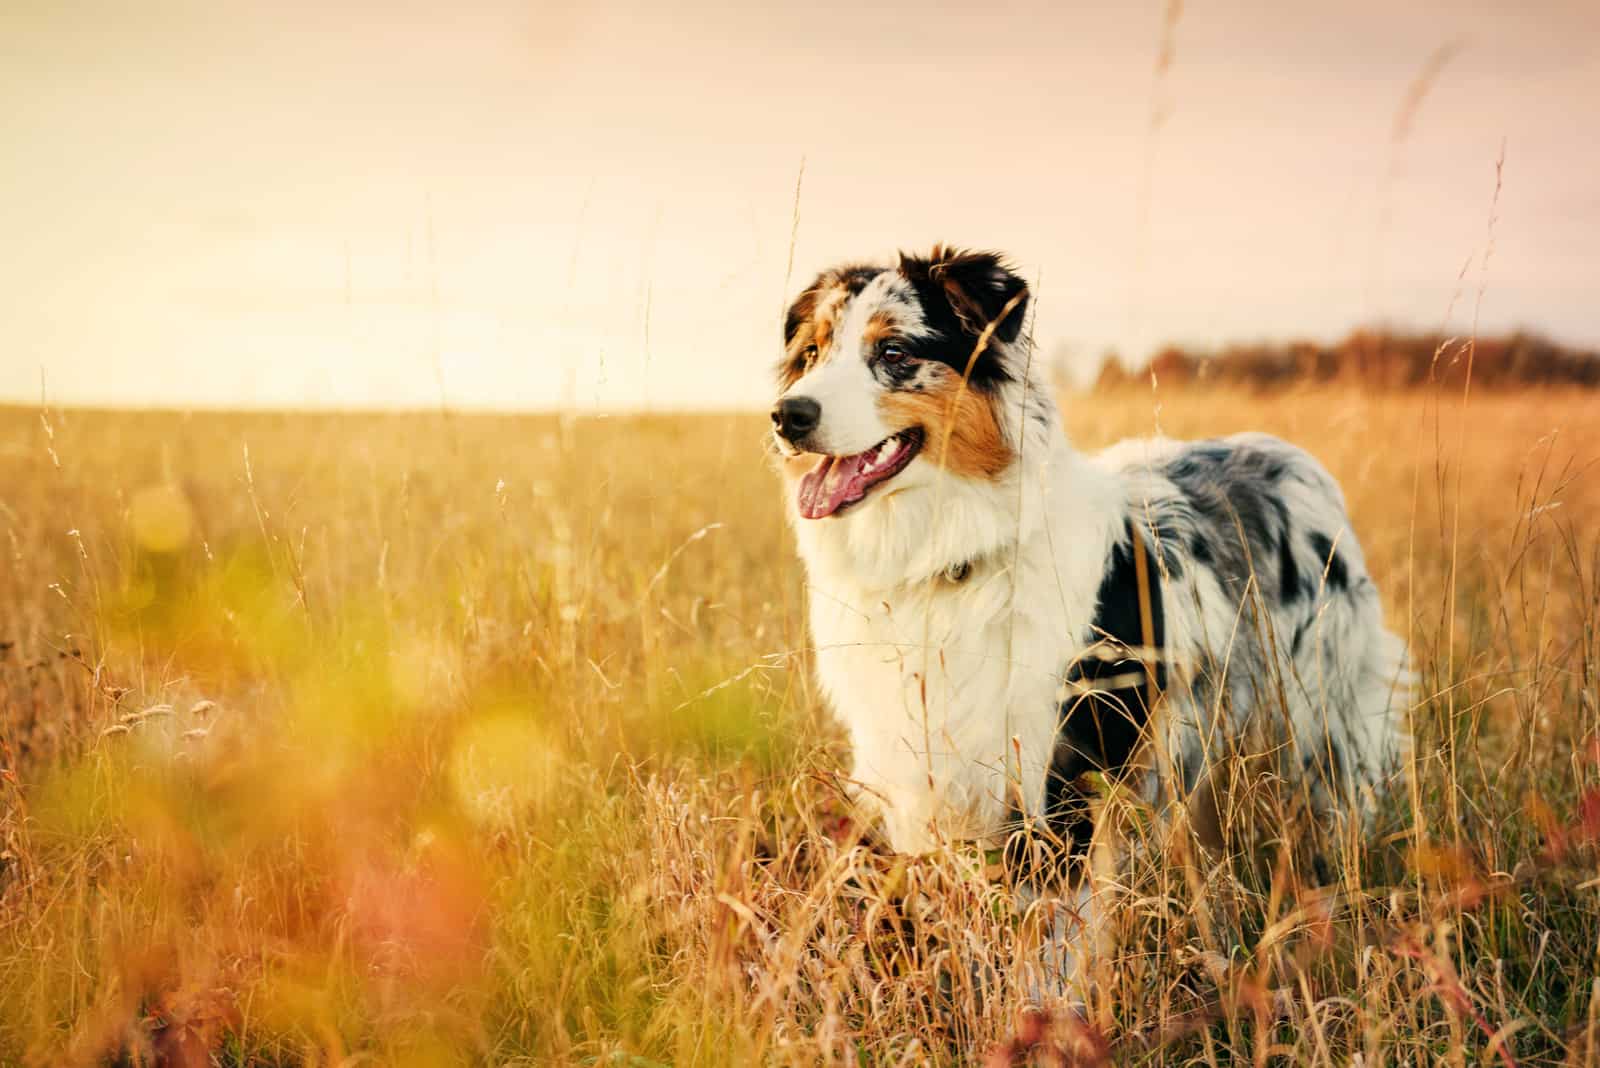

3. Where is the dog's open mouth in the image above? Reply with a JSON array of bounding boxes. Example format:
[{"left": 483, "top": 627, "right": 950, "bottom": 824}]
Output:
[{"left": 796, "top": 428, "right": 923, "bottom": 520}]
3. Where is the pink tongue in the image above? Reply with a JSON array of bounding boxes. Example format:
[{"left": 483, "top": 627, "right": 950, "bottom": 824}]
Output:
[{"left": 797, "top": 452, "right": 872, "bottom": 519}]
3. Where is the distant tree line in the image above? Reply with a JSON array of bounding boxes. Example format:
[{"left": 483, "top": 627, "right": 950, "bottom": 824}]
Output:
[{"left": 1093, "top": 330, "right": 1600, "bottom": 390}]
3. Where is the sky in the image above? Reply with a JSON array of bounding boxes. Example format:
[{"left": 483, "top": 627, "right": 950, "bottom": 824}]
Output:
[{"left": 2, "top": 1, "right": 1597, "bottom": 410}]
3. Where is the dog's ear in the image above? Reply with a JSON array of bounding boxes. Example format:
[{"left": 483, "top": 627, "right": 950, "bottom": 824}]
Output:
[
  {"left": 778, "top": 275, "right": 825, "bottom": 388},
  {"left": 899, "top": 246, "right": 1029, "bottom": 345},
  {"left": 782, "top": 280, "right": 820, "bottom": 353}
]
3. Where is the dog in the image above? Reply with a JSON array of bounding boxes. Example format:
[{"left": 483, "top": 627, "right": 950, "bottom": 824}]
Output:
[{"left": 770, "top": 245, "right": 1409, "bottom": 983}]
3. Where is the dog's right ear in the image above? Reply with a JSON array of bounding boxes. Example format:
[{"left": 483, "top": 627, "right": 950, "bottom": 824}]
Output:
[
  {"left": 782, "top": 280, "right": 821, "bottom": 352},
  {"left": 778, "top": 277, "right": 824, "bottom": 389},
  {"left": 778, "top": 264, "right": 884, "bottom": 388}
]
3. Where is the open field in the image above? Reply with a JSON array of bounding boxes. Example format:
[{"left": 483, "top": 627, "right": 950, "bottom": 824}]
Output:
[{"left": 2, "top": 386, "right": 1598, "bottom": 1066}]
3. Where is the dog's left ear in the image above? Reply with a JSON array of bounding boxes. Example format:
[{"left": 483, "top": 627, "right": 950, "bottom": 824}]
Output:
[{"left": 901, "top": 246, "right": 1030, "bottom": 345}]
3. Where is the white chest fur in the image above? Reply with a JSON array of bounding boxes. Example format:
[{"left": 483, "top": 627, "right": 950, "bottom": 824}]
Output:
[{"left": 797, "top": 445, "right": 1121, "bottom": 853}]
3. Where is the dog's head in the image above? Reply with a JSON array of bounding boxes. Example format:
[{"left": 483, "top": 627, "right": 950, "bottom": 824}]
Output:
[{"left": 772, "top": 246, "right": 1031, "bottom": 521}]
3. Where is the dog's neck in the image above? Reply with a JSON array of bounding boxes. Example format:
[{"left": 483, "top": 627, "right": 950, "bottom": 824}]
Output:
[{"left": 790, "top": 420, "right": 1121, "bottom": 596}]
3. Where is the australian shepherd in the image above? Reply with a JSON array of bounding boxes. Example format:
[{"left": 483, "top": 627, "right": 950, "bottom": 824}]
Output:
[{"left": 770, "top": 245, "right": 1410, "bottom": 984}]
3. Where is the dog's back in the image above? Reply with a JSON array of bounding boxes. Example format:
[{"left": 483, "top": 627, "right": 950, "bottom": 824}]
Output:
[{"left": 1089, "top": 432, "right": 1409, "bottom": 827}]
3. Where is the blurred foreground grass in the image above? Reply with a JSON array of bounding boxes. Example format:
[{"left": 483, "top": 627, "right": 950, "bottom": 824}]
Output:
[{"left": 1, "top": 388, "right": 1597, "bottom": 1065}]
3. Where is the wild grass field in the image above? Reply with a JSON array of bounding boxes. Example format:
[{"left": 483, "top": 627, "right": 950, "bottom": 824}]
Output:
[{"left": 1, "top": 384, "right": 1598, "bottom": 1066}]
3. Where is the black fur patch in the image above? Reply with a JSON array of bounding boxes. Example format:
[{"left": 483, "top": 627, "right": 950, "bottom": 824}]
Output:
[
  {"left": 1163, "top": 442, "right": 1234, "bottom": 480},
  {"left": 1291, "top": 616, "right": 1313, "bottom": 658},
  {"left": 1308, "top": 532, "right": 1349, "bottom": 591},
  {"left": 1008, "top": 522, "right": 1166, "bottom": 882},
  {"left": 836, "top": 265, "right": 883, "bottom": 297},
  {"left": 1279, "top": 527, "right": 1301, "bottom": 603},
  {"left": 1164, "top": 439, "right": 1295, "bottom": 600},
  {"left": 875, "top": 352, "right": 925, "bottom": 390},
  {"left": 895, "top": 248, "right": 1027, "bottom": 392}
]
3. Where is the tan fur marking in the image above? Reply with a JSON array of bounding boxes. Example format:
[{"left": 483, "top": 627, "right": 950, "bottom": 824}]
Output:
[
  {"left": 863, "top": 310, "right": 897, "bottom": 350},
  {"left": 779, "top": 275, "right": 858, "bottom": 389},
  {"left": 877, "top": 366, "right": 1012, "bottom": 479},
  {"left": 812, "top": 314, "right": 834, "bottom": 359},
  {"left": 811, "top": 282, "right": 857, "bottom": 360}
]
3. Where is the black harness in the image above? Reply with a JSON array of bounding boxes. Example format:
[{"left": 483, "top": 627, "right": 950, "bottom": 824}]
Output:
[{"left": 1005, "top": 519, "right": 1167, "bottom": 882}]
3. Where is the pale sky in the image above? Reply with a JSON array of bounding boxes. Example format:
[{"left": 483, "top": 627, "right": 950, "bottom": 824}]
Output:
[{"left": 3, "top": 1, "right": 1596, "bottom": 410}]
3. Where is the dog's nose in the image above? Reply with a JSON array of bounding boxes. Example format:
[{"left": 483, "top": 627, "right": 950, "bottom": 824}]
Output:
[{"left": 771, "top": 395, "right": 821, "bottom": 443}]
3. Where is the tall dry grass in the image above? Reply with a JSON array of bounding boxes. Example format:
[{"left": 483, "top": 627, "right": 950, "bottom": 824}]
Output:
[{"left": 0, "top": 385, "right": 1596, "bottom": 1065}]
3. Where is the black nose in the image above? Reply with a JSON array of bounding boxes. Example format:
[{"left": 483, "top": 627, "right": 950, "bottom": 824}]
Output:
[{"left": 771, "top": 395, "right": 820, "bottom": 443}]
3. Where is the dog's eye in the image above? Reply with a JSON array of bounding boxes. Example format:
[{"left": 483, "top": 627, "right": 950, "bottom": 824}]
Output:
[
  {"left": 803, "top": 344, "right": 819, "bottom": 362},
  {"left": 880, "top": 343, "right": 909, "bottom": 365}
]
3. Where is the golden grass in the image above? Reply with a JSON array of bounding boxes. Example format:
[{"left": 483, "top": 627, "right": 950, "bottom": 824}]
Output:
[{"left": 0, "top": 386, "right": 1597, "bottom": 1066}]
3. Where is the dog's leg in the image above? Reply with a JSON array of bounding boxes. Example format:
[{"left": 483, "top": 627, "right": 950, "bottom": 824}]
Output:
[{"left": 1014, "top": 876, "right": 1096, "bottom": 1007}]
